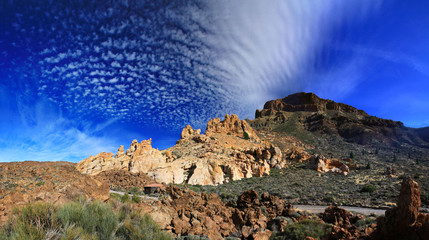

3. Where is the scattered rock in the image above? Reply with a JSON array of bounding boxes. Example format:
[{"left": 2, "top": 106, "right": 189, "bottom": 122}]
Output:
[
  {"left": 0, "top": 161, "right": 109, "bottom": 225},
  {"left": 143, "top": 187, "right": 293, "bottom": 240},
  {"left": 306, "top": 155, "right": 350, "bottom": 175},
  {"left": 383, "top": 166, "right": 397, "bottom": 178},
  {"left": 95, "top": 170, "right": 156, "bottom": 191}
]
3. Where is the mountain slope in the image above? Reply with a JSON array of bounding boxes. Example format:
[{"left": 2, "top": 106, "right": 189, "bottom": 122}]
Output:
[{"left": 250, "top": 92, "right": 429, "bottom": 147}]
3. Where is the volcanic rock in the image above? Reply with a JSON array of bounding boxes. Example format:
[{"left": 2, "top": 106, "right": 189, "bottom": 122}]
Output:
[
  {"left": 206, "top": 114, "right": 261, "bottom": 142},
  {"left": 0, "top": 161, "right": 109, "bottom": 225},
  {"left": 322, "top": 206, "right": 374, "bottom": 239},
  {"left": 257, "top": 92, "right": 365, "bottom": 116},
  {"left": 141, "top": 187, "right": 294, "bottom": 240},
  {"left": 374, "top": 177, "right": 429, "bottom": 240},
  {"left": 306, "top": 155, "right": 350, "bottom": 175},
  {"left": 77, "top": 115, "right": 284, "bottom": 186},
  {"left": 95, "top": 170, "right": 156, "bottom": 191},
  {"left": 250, "top": 92, "right": 429, "bottom": 147}
]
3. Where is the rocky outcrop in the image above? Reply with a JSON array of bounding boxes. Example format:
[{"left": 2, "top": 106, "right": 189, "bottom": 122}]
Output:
[
  {"left": 306, "top": 155, "right": 350, "bottom": 175},
  {"left": 142, "top": 187, "right": 294, "bottom": 240},
  {"left": 77, "top": 115, "right": 286, "bottom": 186},
  {"left": 76, "top": 139, "right": 165, "bottom": 176},
  {"left": 206, "top": 114, "right": 260, "bottom": 142},
  {"left": 283, "top": 147, "right": 311, "bottom": 164},
  {"left": 95, "top": 170, "right": 156, "bottom": 191},
  {"left": 256, "top": 92, "right": 367, "bottom": 117},
  {"left": 374, "top": 177, "right": 429, "bottom": 240},
  {"left": 0, "top": 161, "right": 109, "bottom": 225},
  {"left": 322, "top": 206, "right": 375, "bottom": 239},
  {"left": 176, "top": 125, "right": 202, "bottom": 144},
  {"left": 251, "top": 92, "right": 429, "bottom": 147}
]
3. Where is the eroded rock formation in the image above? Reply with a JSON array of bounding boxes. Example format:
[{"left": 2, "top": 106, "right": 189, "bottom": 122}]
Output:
[
  {"left": 374, "top": 177, "right": 429, "bottom": 240},
  {"left": 77, "top": 114, "right": 286, "bottom": 185},
  {"left": 306, "top": 155, "right": 350, "bottom": 175}
]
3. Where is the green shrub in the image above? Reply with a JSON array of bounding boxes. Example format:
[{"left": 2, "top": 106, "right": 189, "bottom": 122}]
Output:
[
  {"left": 360, "top": 185, "right": 376, "bottom": 193},
  {"left": 110, "top": 192, "right": 122, "bottom": 201},
  {"left": 0, "top": 203, "right": 58, "bottom": 240},
  {"left": 128, "top": 187, "right": 140, "bottom": 195},
  {"left": 116, "top": 212, "right": 172, "bottom": 240},
  {"left": 270, "top": 219, "right": 331, "bottom": 240},
  {"left": 132, "top": 194, "right": 141, "bottom": 203},
  {"left": 35, "top": 181, "right": 44, "bottom": 186},
  {"left": 121, "top": 193, "right": 130, "bottom": 203},
  {"left": 0, "top": 199, "right": 173, "bottom": 240},
  {"left": 365, "top": 163, "right": 371, "bottom": 169},
  {"left": 349, "top": 152, "right": 354, "bottom": 159},
  {"left": 243, "top": 131, "right": 250, "bottom": 140}
]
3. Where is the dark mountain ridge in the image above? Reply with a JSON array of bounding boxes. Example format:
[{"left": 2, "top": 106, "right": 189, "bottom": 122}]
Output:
[{"left": 250, "top": 92, "right": 428, "bottom": 147}]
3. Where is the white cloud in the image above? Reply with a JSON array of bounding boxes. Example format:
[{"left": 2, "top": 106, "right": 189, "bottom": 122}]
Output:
[{"left": 28, "top": 0, "right": 382, "bottom": 133}]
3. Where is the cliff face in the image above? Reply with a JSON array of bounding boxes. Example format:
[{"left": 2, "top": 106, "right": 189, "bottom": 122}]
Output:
[
  {"left": 77, "top": 114, "right": 287, "bottom": 185},
  {"left": 251, "top": 92, "right": 428, "bottom": 147},
  {"left": 256, "top": 92, "right": 367, "bottom": 117}
]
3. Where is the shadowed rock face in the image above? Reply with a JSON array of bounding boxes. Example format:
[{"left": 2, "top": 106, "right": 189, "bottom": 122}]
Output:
[
  {"left": 417, "top": 126, "right": 429, "bottom": 142},
  {"left": 374, "top": 177, "right": 429, "bottom": 240},
  {"left": 251, "top": 92, "right": 429, "bottom": 147},
  {"left": 257, "top": 92, "right": 367, "bottom": 116}
]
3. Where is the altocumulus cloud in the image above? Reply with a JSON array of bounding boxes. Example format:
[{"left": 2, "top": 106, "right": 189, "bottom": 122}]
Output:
[{"left": 0, "top": 0, "right": 381, "bottom": 161}]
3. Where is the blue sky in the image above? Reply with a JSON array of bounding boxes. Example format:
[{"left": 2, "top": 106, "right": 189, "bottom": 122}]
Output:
[{"left": 1, "top": 0, "right": 429, "bottom": 162}]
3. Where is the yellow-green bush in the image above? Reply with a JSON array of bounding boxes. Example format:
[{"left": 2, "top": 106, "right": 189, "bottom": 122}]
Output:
[
  {"left": 0, "top": 199, "right": 172, "bottom": 240},
  {"left": 270, "top": 219, "right": 331, "bottom": 240}
]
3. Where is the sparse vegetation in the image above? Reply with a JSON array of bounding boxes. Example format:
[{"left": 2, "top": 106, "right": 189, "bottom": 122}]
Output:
[
  {"left": 365, "top": 162, "right": 371, "bottom": 169},
  {"left": 132, "top": 193, "right": 141, "bottom": 203},
  {"left": 270, "top": 219, "right": 331, "bottom": 240},
  {"left": 121, "top": 193, "right": 130, "bottom": 203},
  {"left": 360, "top": 185, "right": 376, "bottom": 193},
  {"left": 0, "top": 199, "right": 172, "bottom": 240},
  {"left": 127, "top": 186, "right": 140, "bottom": 195},
  {"left": 243, "top": 131, "right": 250, "bottom": 140},
  {"left": 35, "top": 181, "right": 44, "bottom": 186}
]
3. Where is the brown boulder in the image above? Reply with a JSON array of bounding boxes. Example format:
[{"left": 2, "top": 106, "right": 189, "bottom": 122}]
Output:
[
  {"left": 306, "top": 155, "right": 350, "bottom": 175},
  {"left": 322, "top": 206, "right": 367, "bottom": 239},
  {"left": 151, "top": 187, "right": 294, "bottom": 239},
  {"left": 237, "top": 190, "right": 260, "bottom": 209}
]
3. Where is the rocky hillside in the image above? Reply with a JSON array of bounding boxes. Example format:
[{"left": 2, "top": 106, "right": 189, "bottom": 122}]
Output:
[
  {"left": 417, "top": 126, "right": 429, "bottom": 143},
  {"left": 77, "top": 114, "right": 288, "bottom": 185},
  {"left": 0, "top": 161, "right": 109, "bottom": 224},
  {"left": 250, "top": 92, "right": 429, "bottom": 147}
]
